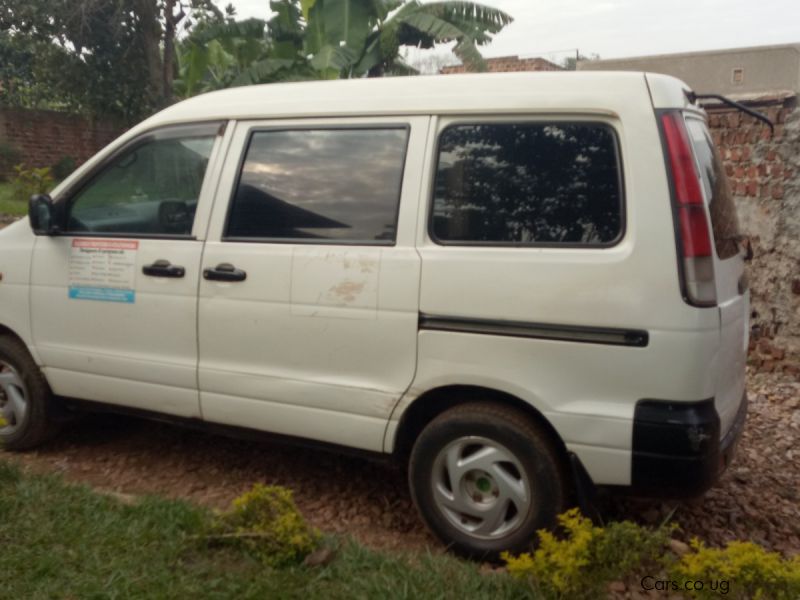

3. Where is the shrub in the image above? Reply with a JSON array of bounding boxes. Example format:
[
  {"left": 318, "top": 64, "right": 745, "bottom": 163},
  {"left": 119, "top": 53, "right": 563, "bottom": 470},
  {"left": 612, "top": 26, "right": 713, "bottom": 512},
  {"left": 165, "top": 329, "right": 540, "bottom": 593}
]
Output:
[
  {"left": 503, "top": 508, "right": 673, "bottom": 599},
  {"left": 210, "top": 484, "right": 320, "bottom": 567},
  {"left": 11, "top": 164, "right": 54, "bottom": 202},
  {"left": 671, "top": 539, "right": 800, "bottom": 600},
  {"left": 52, "top": 156, "right": 77, "bottom": 180}
]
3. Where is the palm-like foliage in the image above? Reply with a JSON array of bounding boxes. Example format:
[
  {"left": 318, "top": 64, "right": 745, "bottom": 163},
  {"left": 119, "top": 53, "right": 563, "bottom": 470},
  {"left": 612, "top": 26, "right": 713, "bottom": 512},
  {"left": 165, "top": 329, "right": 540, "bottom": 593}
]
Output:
[
  {"left": 175, "top": 18, "right": 302, "bottom": 96},
  {"left": 361, "top": 1, "right": 513, "bottom": 76},
  {"left": 175, "top": 0, "right": 513, "bottom": 97}
]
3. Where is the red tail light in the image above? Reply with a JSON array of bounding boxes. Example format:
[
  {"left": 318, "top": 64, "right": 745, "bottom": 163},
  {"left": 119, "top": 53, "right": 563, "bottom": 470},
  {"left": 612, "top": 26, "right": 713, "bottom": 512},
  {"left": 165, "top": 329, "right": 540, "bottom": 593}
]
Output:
[{"left": 661, "top": 111, "right": 717, "bottom": 306}]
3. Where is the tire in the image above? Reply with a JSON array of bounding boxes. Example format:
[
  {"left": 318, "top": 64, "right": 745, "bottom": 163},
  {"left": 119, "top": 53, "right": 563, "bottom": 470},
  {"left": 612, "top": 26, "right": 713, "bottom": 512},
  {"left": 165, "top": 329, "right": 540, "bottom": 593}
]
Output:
[
  {"left": 408, "top": 401, "right": 567, "bottom": 560},
  {"left": 0, "top": 334, "right": 61, "bottom": 450}
]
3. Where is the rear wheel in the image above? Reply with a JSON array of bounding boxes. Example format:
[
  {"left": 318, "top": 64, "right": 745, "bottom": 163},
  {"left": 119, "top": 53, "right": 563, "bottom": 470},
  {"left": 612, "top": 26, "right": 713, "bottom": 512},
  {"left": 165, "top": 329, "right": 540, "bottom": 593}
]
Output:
[
  {"left": 408, "top": 402, "right": 566, "bottom": 559},
  {"left": 0, "top": 335, "right": 60, "bottom": 450}
]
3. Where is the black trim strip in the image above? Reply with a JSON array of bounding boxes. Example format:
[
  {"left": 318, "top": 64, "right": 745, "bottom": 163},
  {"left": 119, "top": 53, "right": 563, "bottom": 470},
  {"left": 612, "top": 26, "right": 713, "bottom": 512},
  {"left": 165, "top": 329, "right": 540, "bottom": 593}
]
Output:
[{"left": 418, "top": 314, "right": 648, "bottom": 347}]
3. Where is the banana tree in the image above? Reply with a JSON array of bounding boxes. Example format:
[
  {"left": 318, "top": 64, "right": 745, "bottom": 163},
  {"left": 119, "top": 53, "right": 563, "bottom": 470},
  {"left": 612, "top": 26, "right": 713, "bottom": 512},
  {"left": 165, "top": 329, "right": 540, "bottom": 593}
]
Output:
[
  {"left": 175, "top": 16, "right": 309, "bottom": 97},
  {"left": 175, "top": 0, "right": 513, "bottom": 97},
  {"left": 300, "top": 0, "right": 513, "bottom": 78}
]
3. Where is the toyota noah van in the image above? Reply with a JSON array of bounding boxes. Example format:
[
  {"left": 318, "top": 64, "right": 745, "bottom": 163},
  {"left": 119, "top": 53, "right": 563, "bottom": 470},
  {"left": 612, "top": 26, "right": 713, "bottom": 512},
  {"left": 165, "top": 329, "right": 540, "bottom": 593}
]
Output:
[{"left": 0, "top": 72, "right": 750, "bottom": 557}]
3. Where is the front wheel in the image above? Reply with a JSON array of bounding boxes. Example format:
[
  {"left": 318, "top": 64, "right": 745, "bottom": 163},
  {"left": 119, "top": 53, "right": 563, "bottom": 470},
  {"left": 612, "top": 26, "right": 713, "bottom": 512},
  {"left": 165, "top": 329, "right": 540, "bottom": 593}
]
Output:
[
  {"left": 408, "top": 402, "right": 567, "bottom": 559},
  {"left": 0, "top": 335, "right": 61, "bottom": 450}
]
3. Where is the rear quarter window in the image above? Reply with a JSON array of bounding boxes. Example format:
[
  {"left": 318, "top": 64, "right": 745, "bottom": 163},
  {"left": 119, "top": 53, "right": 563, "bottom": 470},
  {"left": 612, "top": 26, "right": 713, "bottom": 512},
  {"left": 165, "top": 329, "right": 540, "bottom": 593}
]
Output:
[
  {"left": 685, "top": 118, "right": 741, "bottom": 260},
  {"left": 430, "top": 122, "right": 624, "bottom": 246}
]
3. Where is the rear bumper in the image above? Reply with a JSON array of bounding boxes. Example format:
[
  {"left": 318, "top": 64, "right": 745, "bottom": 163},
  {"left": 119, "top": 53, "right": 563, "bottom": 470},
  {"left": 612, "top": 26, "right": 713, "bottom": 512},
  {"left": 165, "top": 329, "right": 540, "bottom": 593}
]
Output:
[{"left": 627, "top": 392, "right": 748, "bottom": 498}]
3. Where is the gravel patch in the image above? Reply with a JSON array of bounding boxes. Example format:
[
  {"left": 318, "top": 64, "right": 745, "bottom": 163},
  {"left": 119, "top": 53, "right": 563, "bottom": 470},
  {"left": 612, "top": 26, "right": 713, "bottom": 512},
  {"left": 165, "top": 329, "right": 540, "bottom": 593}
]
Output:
[{"left": 4, "top": 371, "right": 798, "bottom": 556}]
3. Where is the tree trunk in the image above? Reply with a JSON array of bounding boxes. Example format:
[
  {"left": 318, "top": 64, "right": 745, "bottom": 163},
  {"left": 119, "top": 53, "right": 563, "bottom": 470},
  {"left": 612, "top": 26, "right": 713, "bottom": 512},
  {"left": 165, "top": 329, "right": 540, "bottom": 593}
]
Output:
[
  {"left": 162, "top": 0, "right": 186, "bottom": 105},
  {"left": 136, "top": 0, "right": 165, "bottom": 108}
]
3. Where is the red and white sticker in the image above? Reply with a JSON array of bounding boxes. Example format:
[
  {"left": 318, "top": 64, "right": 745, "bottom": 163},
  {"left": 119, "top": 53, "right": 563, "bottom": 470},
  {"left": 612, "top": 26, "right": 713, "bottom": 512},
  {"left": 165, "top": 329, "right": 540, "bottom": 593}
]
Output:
[{"left": 68, "top": 239, "right": 139, "bottom": 303}]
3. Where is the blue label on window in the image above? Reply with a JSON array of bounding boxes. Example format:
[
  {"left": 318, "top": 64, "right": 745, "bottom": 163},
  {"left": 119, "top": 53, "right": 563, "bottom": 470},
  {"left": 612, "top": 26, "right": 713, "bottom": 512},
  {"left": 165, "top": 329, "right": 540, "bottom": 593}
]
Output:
[{"left": 68, "top": 287, "right": 136, "bottom": 303}]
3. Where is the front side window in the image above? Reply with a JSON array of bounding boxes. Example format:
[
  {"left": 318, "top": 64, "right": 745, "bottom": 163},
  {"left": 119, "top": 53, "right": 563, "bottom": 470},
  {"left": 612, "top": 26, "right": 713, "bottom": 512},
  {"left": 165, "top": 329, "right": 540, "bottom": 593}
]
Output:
[
  {"left": 66, "top": 125, "right": 218, "bottom": 236},
  {"left": 226, "top": 128, "right": 408, "bottom": 243},
  {"left": 431, "top": 122, "right": 623, "bottom": 245}
]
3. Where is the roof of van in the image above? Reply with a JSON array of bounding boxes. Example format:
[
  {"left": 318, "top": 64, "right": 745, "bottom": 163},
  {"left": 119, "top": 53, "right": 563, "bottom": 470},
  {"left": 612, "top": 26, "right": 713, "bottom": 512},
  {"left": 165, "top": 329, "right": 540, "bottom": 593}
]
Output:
[{"left": 143, "top": 71, "right": 691, "bottom": 128}]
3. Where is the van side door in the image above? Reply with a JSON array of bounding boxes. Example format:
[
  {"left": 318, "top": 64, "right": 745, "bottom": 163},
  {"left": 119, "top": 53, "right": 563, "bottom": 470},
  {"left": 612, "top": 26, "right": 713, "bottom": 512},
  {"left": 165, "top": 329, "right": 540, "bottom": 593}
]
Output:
[{"left": 198, "top": 117, "right": 428, "bottom": 450}]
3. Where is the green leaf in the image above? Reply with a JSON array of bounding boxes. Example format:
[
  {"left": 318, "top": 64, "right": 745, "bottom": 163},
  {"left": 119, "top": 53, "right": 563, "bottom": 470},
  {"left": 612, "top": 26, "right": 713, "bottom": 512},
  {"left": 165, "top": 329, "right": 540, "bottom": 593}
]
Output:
[
  {"left": 396, "top": 10, "right": 462, "bottom": 41},
  {"left": 321, "top": 0, "right": 372, "bottom": 53},
  {"left": 310, "top": 43, "right": 358, "bottom": 77},
  {"left": 300, "top": 0, "right": 318, "bottom": 21},
  {"left": 453, "top": 36, "right": 487, "bottom": 72},
  {"left": 231, "top": 58, "right": 296, "bottom": 86}
]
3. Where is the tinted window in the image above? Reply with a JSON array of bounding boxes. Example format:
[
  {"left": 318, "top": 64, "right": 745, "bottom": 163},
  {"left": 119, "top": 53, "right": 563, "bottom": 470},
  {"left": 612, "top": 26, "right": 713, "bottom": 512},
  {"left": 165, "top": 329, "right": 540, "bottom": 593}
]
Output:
[
  {"left": 67, "top": 126, "right": 217, "bottom": 236},
  {"left": 686, "top": 118, "right": 740, "bottom": 259},
  {"left": 226, "top": 128, "right": 408, "bottom": 243},
  {"left": 431, "top": 123, "right": 623, "bottom": 244}
]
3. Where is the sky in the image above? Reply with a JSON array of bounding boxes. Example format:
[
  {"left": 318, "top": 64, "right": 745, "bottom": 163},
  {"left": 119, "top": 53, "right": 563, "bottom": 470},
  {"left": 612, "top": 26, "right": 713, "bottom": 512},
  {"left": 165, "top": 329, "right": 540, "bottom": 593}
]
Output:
[{"left": 227, "top": 0, "right": 799, "bottom": 65}]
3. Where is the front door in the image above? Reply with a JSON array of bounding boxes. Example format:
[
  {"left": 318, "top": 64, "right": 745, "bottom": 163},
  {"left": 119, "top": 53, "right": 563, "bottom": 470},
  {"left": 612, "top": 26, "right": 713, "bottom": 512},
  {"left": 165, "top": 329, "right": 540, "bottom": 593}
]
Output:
[
  {"left": 198, "top": 117, "right": 428, "bottom": 450},
  {"left": 30, "top": 123, "right": 226, "bottom": 418}
]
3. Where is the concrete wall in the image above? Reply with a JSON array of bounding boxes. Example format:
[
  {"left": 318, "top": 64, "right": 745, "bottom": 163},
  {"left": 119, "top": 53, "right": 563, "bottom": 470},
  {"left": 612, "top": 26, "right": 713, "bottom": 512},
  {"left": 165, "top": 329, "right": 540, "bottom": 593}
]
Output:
[
  {"left": 579, "top": 44, "right": 800, "bottom": 96},
  {"left": 0, "top": 108, "right": 123, "bottom": 179}
]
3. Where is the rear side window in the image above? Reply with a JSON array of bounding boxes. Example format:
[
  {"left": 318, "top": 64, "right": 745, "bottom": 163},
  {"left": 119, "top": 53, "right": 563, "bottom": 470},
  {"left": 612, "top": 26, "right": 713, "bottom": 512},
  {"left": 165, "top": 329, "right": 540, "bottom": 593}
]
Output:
[
  {"left": 226, "top": 128, "right": 408, "bottom": 243},
  {"left": 431, "top": 122, "right": 623, "bottom": 245},
  {"left": 685, "top": 118, "right": 740, "bottom": 259}
]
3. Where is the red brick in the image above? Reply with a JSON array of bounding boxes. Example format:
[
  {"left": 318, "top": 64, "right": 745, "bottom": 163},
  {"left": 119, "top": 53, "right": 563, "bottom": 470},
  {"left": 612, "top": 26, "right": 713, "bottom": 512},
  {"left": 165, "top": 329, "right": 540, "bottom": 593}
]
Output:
[
  {"left": 747, "top": 181, "right": 758, "bottom": 197},
  {"left": 771, "top": 183, "right": 784, "bottom": 200},
  {"left": 736, "top": 181, "right": 747, "bottom": 195}
]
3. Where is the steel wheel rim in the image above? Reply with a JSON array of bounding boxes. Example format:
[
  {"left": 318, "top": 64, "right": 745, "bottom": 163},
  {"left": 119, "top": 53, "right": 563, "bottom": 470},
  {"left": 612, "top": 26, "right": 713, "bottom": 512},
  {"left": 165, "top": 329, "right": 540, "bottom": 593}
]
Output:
[
  {"left": 0, "top": 361, "right": 27, "bottom": 434},
  {"left": 431, "top": 436, "right": 531, "bottom": 540}
]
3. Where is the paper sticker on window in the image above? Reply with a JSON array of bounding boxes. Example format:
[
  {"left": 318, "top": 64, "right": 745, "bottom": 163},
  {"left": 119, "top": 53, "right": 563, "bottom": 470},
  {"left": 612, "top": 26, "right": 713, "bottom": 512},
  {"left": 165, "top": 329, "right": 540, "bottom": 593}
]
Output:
[{"left": 68, "top": 239, "right": 138, "bottom": 303}]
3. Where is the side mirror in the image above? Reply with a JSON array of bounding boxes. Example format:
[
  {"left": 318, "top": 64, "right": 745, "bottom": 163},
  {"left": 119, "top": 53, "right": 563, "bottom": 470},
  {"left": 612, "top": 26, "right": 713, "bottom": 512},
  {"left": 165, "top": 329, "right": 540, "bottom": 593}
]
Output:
[{"left": 28, "top": 194, "right": 59, "bottom": 236}]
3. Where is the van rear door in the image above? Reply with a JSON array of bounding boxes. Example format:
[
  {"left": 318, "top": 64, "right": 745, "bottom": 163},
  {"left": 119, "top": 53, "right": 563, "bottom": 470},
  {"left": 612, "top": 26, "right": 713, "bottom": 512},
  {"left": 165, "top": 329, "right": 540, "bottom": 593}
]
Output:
[{"left": 684, "top": 115, "right": 748, "bottom": 436}]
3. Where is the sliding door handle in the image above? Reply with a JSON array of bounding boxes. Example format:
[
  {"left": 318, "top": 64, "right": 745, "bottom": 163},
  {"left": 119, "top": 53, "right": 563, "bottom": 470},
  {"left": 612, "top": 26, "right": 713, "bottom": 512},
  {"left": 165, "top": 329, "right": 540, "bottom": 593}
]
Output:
[{"left": 203, "top": 263, "right": 247, "bottom": 282}]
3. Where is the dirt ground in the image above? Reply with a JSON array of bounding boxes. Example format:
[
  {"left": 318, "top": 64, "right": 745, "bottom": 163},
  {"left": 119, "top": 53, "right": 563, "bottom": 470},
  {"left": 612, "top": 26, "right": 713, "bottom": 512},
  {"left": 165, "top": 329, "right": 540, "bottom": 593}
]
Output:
[{"left": 3, "top": 371, "right": 799, "bottom": 557}]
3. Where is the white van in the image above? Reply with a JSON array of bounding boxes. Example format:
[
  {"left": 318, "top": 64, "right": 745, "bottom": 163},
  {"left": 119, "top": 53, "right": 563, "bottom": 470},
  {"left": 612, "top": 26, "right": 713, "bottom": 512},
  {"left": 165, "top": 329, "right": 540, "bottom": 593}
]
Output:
[{"left": 0, "top": 72, "right": 750, "bottom": 557}]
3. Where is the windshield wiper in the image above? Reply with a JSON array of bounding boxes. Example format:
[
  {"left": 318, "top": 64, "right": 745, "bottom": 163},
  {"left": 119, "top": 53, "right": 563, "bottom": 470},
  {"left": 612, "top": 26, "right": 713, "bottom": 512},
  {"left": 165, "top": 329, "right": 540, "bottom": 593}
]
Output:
[{"left": 685, "top": 91, "right": 775, "bottom": 134}]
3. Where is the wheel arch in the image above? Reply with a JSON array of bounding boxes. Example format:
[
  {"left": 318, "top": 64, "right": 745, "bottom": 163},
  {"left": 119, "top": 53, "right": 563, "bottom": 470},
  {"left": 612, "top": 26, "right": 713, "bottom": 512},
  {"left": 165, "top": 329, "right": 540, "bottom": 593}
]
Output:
[
  {"left": 391, "top": 384, "right": 569, "bottom": 465},
  {"left": 0, "top": 324, "right": 42, "bottom": 367}
]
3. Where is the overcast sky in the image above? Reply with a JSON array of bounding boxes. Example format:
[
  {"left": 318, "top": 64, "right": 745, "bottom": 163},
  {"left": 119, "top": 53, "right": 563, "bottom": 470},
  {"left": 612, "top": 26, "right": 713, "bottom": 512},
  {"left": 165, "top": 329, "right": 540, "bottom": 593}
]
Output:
[{"left": 227, "top": 0, "right": 799, "bottom": 63}]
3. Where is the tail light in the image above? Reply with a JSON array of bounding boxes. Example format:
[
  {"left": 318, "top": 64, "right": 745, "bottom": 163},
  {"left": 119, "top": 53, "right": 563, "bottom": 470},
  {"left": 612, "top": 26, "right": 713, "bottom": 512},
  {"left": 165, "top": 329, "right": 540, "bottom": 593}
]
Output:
[{"left": 661, "top": 111, "right": 717, "bottom": 307}]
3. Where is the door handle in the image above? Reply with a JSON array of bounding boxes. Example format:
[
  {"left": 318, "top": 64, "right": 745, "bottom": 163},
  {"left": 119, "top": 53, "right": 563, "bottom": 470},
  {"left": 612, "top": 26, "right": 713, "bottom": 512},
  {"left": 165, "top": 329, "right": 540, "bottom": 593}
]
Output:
[
  {"left": 142, "top": 259, "right": 185, "bottom": 278},
  {"left": 203, "top": 263, "right": 247, "bottom": 282}
]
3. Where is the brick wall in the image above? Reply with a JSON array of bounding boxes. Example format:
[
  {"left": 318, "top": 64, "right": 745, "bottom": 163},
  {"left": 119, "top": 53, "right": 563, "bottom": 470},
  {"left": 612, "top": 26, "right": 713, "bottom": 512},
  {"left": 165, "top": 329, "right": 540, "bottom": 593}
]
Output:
[
  {"left": 441, "top": 55, "right": 563, "bottom": 74},
  {"left": 0, "top": 108, "right": 123, "bottom": 178},
  {"left": 705, "top": 94, "right": 800, "bottom": 373}
]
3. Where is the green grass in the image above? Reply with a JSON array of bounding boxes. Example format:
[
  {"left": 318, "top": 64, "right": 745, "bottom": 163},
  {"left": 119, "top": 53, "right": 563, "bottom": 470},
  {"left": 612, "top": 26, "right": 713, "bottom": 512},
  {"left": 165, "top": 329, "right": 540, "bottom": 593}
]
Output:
[
  {"left": 0, "top": 182, "right": 27, "bottom": 217},
  {"left": 0, "top": 461, "right": 532, "bottom": 599}
]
